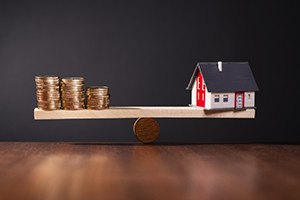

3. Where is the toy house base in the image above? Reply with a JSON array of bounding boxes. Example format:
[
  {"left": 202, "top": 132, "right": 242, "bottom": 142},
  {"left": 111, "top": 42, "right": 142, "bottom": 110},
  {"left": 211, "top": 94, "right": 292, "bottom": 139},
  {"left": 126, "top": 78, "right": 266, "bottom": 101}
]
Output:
[{"left": 188, "top": 104, "right": 256, "bottom": 111}]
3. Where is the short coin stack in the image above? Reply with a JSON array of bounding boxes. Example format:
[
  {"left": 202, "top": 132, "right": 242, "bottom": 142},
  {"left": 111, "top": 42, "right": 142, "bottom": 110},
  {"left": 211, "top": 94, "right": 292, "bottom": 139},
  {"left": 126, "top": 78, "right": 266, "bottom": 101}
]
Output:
[
  {"left": 61, "top": 77, "right": 85, "bottom": 110},
  {"left": 35, "top": 76, "right": 60, "bottom": 110},
  {"left": 86, "top": 86, "right": 110, "bottom": 109}
]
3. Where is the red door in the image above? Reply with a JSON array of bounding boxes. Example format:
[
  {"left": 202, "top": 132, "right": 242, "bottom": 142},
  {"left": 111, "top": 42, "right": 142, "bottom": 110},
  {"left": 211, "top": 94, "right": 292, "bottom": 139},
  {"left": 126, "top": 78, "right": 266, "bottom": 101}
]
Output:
[
  {"left": 235, "top": 92, "right": 244, "bottom": 109},
  {"left": 196, "top": 72, "right": 205, "bottom": 107}
]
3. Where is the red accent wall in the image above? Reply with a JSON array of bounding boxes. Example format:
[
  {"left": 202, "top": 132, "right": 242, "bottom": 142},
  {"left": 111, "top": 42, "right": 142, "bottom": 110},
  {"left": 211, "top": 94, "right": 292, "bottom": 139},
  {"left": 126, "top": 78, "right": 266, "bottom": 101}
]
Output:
[{"left": 196, "top": 71, "right": 205, "bottom": 107}]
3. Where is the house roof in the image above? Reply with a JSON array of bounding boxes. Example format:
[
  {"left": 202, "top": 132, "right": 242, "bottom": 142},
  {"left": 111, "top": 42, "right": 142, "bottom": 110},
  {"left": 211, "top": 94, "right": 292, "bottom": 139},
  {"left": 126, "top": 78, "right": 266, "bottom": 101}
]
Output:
[{"left": 186, "top": 62, "right": 259, "bottom": 92}]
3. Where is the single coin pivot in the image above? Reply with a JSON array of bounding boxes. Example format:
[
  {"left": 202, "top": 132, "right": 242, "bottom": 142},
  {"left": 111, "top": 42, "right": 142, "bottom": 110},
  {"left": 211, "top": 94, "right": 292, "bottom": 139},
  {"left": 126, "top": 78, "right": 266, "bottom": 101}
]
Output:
[{"left": 133, "top": 118, "right": 160, "bottom": 144}]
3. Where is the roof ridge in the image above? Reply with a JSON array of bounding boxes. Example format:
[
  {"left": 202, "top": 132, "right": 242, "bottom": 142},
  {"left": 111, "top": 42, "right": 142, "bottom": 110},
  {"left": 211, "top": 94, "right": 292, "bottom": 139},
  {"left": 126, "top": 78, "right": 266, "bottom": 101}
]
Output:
[{"left": 197, "top": 62, "right": 249, "bottom": 65}]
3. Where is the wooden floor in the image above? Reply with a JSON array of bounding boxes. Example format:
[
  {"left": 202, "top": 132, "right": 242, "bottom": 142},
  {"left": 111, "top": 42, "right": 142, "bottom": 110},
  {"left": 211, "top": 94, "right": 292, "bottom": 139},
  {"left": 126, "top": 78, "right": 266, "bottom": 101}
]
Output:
[{"left": 0, "top": 143, "right": 299, "bottom": 200}]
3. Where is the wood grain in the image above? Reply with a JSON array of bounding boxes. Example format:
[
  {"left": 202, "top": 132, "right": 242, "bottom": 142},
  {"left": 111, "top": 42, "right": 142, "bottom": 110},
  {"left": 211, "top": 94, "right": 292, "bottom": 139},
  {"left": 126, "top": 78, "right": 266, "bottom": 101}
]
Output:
[
  {"left": 34, "top": 107, "right": 256, "bottom": 120},
  {"left": 0, "top": 143, "right": 299, "bottom": 200},
  {"left": 133, "top": 118, "right": 160, "bottom": 143}
]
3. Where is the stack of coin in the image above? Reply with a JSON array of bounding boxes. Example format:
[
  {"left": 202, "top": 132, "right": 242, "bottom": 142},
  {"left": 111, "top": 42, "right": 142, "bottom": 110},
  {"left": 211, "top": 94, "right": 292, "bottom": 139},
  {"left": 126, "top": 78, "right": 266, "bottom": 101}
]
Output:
[
  {"left": 35, "top": 75, "right": 60, "bottom": 110},
  {"left": 61, "top": 77, "right": 85, "bottom": 110},
  {"left": 86, "top": 86, "right": 110, "bottom": 109}
]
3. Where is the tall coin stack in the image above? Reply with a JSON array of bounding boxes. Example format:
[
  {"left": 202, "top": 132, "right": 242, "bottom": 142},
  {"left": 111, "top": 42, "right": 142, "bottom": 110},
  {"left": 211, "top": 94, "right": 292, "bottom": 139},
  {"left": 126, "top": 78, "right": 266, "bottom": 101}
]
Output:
[
  {"left": 86, "top": 86, "right": 110, "bottom": 109},
  {"left": 35, "top": 75, "right": 60, "bottom": 110},
  {"left": 61, "top": 77, "right": 85, "bottom": 110}
]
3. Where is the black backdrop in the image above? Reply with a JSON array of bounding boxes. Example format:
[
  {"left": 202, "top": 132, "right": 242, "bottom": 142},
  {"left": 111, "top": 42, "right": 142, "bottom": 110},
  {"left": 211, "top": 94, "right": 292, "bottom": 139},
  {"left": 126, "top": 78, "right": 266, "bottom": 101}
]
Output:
[{"left": 0, "top": 0, "right": 298, "bottom": 142}]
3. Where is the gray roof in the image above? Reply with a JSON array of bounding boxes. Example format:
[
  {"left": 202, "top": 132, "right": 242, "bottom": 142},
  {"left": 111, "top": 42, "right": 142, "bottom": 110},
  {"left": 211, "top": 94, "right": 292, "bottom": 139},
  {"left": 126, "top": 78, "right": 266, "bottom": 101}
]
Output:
[{"left": 186, "top": 62, "right": 259, "bottom": 92}]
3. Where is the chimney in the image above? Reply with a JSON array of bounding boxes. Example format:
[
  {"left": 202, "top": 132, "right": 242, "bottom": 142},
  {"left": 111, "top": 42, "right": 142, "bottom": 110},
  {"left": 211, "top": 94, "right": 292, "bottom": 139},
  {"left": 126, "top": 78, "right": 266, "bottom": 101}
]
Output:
[{"left": 218, "top": 61, "right": 222, "bottom": 72}]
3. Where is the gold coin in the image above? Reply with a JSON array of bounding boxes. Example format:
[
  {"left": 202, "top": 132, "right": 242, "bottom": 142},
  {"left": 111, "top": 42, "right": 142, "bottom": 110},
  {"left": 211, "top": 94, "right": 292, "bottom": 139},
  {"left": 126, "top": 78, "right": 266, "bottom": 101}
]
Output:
[
  {"left": 61, "top": 85, "right": 84, "bottom": 88},
  {"left": 86, "top": 105, "right": 109, "bottom": 110},
  {"left": 87, "top": 94, "right": 109, "bottom": 98},
  {"left": 35, "top": 75, "right": 59, "bottom": 79},
  {"left": 62, "top": 105, "right": 85, "bottom": 110},
  {"left": 61, "top": 77, "right": 84, "bottom": 83},
  {"left": 87, "top": 86, "right": 108, "bottom": 90}
]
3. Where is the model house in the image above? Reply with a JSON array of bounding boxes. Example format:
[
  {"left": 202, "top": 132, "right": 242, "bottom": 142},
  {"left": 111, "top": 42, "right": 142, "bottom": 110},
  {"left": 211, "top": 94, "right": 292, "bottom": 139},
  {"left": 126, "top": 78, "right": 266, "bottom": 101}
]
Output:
[{"left": 186, "top": 62, "right": 259, "bottom": 110}]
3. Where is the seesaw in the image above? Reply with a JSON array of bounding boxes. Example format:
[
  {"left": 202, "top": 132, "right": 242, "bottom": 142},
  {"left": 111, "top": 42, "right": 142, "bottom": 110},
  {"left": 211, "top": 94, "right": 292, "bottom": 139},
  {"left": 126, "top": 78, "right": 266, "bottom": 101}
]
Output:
[{"left": 34, "top": 106, "right": 255, "bottom": 144}]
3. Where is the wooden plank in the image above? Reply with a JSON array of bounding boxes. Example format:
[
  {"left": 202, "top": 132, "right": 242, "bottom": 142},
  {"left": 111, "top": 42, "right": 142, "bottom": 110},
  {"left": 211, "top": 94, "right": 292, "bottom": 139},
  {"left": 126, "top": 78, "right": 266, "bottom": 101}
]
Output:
[{"left": 34, "top": 106, "right": 255, "bottom": 120}]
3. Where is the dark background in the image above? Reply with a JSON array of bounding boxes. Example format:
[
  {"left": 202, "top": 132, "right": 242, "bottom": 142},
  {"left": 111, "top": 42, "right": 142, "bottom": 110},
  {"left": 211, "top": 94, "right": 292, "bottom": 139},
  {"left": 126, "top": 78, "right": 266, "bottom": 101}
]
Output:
[{"left": 0, "top": 0, "right": 298, "bottom": 142}]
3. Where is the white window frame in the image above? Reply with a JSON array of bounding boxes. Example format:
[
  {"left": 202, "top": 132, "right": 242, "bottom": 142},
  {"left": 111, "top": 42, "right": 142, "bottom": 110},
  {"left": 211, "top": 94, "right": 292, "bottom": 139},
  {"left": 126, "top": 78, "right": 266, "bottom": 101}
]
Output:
[
  {"left": 223, "top": 95, "right": 229, "bottom": 103},
  {"left": 202, "top": 82, "right": 205, "bottom": 90},
  {"left": 214, "top": 95, "right": 220, "bottom": 103},
  {"left": 197, "top": 77, "right": 200, "bottom": 89}
]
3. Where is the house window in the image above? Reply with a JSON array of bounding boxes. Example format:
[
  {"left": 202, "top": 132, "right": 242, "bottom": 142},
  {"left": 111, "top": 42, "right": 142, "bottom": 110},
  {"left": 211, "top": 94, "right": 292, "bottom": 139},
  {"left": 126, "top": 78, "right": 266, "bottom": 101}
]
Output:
[
  {"left": 214, "top": 95, "right": 220, "bottom": 103},
  {"left": 247, "top": 93, "right": 251, "bottom": 100},
  {"left": 223, "top": 95, "right": 229, "bottom": 102},
  {"left": 202, "top": 83, "right": 205, "bottom": 90},
  {"left": 197, "top": 77, "right": 200, "bottom": 89}
]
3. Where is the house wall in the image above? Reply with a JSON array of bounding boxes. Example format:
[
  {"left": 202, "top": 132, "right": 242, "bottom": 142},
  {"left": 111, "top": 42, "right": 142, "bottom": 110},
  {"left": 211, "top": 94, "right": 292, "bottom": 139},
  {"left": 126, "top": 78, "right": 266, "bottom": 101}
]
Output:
[
  {"left": 206, "top": 92, "right": 235, "bottom": 109},
  {"left": 191, "top": 75, "right": 206, "bottom": 107},
  {"left": 191, "top": 81, "right": 197, "bottom": 106},
  {"left": 205, "top": 88, "right": 211, "bottom": 109},
  {"left": 196, "top": 71, "right": 205, "bottom": 107},
  {"left": 205, "top": 92, "right": 255, "bottom": 109},
  {"left": 244, "top": 92, "right": 255, "bottom": 108}
]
